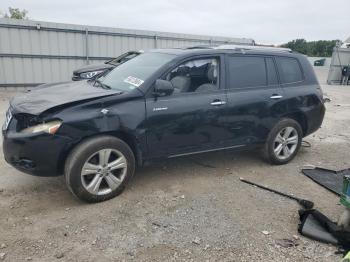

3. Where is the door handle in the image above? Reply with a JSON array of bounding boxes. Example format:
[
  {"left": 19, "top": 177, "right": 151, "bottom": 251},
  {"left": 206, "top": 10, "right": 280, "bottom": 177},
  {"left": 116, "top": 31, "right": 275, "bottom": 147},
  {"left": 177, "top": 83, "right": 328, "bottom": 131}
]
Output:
[
  {"left": 210, "top": 100, "right": 226, "bottom": 106},
  {"left": 270, "top": 95, "right": 283, "bottom": 99}
]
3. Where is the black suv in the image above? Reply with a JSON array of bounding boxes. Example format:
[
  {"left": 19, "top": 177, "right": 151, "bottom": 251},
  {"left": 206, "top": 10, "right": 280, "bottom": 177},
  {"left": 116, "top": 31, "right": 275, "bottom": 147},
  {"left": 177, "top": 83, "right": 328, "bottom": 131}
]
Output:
[
  {"left": 3, "top": 46, "right": 325, "bottom": 202},
  {"left": 72, "top": 51, "right": 140, "bottom": 81}
]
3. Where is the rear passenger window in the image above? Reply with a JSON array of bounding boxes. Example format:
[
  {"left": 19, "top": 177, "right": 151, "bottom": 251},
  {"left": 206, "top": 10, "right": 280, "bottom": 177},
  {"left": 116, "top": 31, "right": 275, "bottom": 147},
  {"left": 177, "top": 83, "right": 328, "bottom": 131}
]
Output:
[
  {"left": 227, "top": 56, "right": 266, "bottom": 88},
  {"left": 266, "top": 57, "right": 278, "bottom": 85},
  {"left": 277, "top": 57, "right": 303, "bottom": 84}
]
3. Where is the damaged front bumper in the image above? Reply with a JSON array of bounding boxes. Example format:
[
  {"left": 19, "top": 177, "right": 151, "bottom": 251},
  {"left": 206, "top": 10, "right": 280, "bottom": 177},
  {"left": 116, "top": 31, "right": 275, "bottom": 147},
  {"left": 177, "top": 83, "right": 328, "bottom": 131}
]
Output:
[{"left": 2, "top": 123, "right": 73, "bottom": 177}]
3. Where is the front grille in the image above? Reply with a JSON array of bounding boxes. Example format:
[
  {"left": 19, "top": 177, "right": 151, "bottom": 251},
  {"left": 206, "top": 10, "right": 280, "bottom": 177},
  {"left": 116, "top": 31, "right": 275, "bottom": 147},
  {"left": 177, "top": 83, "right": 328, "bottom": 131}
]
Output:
[{"left": 3, "top": 109, "right": 12, "bottom": 130}]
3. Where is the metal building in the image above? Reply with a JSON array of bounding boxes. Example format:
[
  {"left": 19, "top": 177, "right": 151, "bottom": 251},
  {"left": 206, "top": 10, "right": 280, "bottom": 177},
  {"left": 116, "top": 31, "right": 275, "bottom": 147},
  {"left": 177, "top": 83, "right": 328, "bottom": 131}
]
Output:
[
  {"left": 327, "top": 38, "right": 350, "bottom": 85},
  {"left": 0, "top": 18, "right": 254, "bottom": 87}
]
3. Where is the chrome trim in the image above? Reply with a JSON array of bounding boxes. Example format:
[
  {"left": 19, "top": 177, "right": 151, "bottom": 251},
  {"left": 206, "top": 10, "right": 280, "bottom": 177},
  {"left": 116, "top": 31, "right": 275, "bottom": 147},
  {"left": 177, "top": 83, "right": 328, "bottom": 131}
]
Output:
[
  {"left": 168, "top": 144, "right": 244, "bottom": 158},
  {"left": 270, "top": 95, "right": 283, "bottom": 99},
  {"left": 153, "top": 107, "right": 168, "bottom": 112},
  {"left": 210, "top": 101, "right": 226, "bottom": 106},
  {"left": 3, "top": 109, "right": 12, "bottom": 130}
]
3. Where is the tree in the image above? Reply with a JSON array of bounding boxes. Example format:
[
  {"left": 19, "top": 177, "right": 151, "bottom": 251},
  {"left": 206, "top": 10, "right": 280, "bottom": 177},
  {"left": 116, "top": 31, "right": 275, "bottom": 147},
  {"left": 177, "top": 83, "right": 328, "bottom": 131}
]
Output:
[
  {"left": 2, "top": 7, "right": 28, "bottom": 19},
  {"left": 282, "top": 39, "right": 308, "bottom": 54},
  {"left": 281, "top": 39, "right": 338, "bottom": 57}
]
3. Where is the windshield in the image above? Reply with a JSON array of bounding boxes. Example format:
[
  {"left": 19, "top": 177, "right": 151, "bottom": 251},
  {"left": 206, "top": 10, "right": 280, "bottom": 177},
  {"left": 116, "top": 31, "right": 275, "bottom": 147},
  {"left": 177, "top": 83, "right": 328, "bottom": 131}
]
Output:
[{"left": 100, "top": 52, "right": 175, "bottom": 91}]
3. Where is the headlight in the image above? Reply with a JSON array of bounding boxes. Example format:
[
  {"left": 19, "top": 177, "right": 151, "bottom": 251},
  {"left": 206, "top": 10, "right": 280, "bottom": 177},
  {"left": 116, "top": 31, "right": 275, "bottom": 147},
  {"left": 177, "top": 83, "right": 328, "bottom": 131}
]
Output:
[
  {"left": 80, "top": 70, "right": 105, "bottom": 79},
  {"left": 21, "top": 120, "right": 62, "bottom": 135}
]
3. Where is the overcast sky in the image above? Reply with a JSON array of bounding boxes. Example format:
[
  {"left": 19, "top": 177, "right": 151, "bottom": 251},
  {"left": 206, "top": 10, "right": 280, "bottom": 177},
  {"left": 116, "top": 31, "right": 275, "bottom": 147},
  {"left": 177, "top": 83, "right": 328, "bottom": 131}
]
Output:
[{"left": 1, "top": 0, "right": 349, "bottom": 44}]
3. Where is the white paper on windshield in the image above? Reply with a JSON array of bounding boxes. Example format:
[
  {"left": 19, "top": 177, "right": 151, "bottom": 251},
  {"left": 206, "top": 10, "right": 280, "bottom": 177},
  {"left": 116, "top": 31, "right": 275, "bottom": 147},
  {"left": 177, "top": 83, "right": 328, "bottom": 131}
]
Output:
[{"left": 124, "top": 76, "right": 144, "bottom": 87}]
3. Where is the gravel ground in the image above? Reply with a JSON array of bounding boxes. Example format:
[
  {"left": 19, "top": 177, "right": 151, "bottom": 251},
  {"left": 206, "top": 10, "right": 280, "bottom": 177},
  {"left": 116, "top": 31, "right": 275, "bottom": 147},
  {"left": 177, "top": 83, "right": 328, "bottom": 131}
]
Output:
[{"left": 0, "top": 68, "right": 349, "bottom": 261}]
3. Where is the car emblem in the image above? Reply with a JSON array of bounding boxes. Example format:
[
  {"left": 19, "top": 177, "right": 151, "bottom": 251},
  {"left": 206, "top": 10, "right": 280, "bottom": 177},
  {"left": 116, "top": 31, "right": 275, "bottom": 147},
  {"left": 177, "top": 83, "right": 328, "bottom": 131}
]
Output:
[
  {"left": 153, "top": 107, "right": 168, "bottom": 112},
  {"left": 101, "top": 109, "right": 109, "bottom": 115}
]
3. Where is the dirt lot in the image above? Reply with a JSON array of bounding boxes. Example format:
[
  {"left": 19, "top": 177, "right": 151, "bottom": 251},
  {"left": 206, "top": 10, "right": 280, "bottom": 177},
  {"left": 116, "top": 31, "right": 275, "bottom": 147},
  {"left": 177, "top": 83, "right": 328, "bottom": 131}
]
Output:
[{"left": 0, "top": 69, "right": 349, "bottom": 261}]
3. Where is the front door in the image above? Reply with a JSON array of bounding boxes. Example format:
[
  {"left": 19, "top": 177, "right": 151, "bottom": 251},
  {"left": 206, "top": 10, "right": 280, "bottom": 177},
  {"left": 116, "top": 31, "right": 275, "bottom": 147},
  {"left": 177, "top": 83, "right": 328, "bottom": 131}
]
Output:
[{"left": 145, "top": 56, "right": 232, "bottom": 158}]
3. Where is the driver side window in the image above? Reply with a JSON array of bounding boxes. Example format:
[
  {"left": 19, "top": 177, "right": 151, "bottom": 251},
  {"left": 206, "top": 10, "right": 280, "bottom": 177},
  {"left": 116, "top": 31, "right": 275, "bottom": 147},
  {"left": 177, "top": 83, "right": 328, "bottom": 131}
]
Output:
[{"left": 165, "top": 57, "right": 220, "bottom": 94}]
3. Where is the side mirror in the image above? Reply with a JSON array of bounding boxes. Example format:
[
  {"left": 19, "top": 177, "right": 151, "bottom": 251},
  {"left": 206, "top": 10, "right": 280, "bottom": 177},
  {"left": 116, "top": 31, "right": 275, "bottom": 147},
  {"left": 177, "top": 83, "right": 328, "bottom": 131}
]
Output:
[{"left": 153, "top": 79, "right": 174, "bottom": 97}]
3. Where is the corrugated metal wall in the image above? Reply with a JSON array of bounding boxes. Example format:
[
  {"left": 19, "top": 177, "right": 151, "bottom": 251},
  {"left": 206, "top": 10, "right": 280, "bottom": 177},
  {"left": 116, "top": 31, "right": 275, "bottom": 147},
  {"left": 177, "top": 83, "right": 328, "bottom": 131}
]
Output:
[{"left": 0, "top": 18, "right": 254, "bottom": 87}]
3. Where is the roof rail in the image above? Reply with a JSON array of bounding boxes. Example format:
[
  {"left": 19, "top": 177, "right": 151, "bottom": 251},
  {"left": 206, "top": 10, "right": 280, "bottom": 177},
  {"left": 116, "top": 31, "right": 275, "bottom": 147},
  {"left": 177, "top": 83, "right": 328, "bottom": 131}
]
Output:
[
  {"left": 215, "top": 44, "right": 292, "bottom": 53},
  {"left": 184, "top": 45, "right": 216, "bottom": 49}
]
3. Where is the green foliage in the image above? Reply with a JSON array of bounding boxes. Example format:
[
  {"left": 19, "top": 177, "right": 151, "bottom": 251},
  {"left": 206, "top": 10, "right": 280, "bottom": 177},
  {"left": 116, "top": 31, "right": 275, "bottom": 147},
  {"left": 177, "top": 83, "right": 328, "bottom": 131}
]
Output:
[
  {"left": 281, "top": 39, "right": 338, "bottom": 57},
  {"left": 2, "top": 7, "right": 28, "bottom": 19}
]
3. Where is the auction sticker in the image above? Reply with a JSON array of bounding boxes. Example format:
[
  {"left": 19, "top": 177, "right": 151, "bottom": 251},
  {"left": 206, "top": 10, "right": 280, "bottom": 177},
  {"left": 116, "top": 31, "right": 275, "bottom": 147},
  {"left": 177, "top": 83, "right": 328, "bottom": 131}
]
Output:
[{"left": 124, "top": 76, "right": 144, "bottom": 87}]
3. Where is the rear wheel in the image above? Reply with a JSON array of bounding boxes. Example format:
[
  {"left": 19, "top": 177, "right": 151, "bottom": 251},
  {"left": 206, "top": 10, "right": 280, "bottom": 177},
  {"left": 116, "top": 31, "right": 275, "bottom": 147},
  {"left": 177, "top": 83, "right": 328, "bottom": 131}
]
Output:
[
  {"left": 263, "top": 119, "right": 302, "bottom": 165},
  {"left": 65, "top": 136, "right": 135, "bottom": 202}
]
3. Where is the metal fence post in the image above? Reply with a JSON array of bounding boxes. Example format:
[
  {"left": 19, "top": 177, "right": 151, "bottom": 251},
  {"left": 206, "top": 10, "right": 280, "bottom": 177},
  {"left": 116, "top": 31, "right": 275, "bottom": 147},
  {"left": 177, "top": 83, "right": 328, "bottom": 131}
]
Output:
[
  {"left": 85, "top": 28, "right": 89, "bottom": 64},
  {"left": 154, "top": 35, "right": 158, "bottom": 48}
]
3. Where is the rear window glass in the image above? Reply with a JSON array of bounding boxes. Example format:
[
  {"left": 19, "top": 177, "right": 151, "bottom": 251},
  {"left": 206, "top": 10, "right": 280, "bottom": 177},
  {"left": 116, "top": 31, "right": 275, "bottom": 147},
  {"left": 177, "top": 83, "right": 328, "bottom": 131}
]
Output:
[
  {"left": 227, "top": 56, "right": 267, "bottom": 88},
  {"left": 277, "top": 57, "right": 303, "bottom": 84}
]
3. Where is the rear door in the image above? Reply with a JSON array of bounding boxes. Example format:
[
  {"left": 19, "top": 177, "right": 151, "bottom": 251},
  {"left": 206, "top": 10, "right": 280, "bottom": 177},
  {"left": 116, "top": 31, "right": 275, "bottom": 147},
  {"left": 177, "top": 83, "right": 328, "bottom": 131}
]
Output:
[
  {"left": 224, "top": 55, "right": 285, "bottom": 146},
  {"left": 275, "top": 56, "right": 325, "bottom": 134}
]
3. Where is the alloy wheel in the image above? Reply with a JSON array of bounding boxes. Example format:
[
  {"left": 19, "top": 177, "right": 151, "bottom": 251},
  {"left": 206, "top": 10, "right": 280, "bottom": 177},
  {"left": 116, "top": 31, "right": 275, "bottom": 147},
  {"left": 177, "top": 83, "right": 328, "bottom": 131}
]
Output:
[
  {"left": 81, "top": 149, "right": 127, "bottom": 195},
  {"left": 273, "top": 126, "right": 299, "bottom": 160}
]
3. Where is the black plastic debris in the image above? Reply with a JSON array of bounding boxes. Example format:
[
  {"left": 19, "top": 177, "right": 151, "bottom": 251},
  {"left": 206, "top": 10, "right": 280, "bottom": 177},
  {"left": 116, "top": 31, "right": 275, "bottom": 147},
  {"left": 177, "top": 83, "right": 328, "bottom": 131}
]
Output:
[
  {"left": 299, "top": 209, "right": 339, "bottom": 245},
  {"left": 299, "top": 209, "right": 350, "bottom": 250},
  {"left": 302, "top": 167, "right": 350, "bottom": 195}
]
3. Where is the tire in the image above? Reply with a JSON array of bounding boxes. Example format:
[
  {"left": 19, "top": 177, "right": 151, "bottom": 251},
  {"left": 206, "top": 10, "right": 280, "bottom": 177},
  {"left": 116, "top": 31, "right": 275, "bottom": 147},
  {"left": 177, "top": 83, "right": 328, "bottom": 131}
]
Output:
[
  {"left": 263, "top": 118, "right": 302, "bottom": 165},
  {"left": 65, "top": 136, "right": 135, "bottom": 203}
]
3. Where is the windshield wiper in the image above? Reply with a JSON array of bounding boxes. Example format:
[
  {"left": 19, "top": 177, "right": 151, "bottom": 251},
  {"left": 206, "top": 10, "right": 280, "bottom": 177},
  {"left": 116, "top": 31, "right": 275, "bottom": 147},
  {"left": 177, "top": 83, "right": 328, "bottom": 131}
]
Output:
[
  {"left": 94, "top": 79, "right": 111, "bottom": 90},
  {"left": 106, "top": 60, "right": 119, "bottom": 66}
]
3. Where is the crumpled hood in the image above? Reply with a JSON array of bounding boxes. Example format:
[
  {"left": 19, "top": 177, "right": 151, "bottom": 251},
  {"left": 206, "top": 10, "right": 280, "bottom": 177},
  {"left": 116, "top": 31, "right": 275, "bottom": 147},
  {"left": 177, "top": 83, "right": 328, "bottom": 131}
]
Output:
[{"left": 10, "top": 81, "right": 121, "bottom": 115}]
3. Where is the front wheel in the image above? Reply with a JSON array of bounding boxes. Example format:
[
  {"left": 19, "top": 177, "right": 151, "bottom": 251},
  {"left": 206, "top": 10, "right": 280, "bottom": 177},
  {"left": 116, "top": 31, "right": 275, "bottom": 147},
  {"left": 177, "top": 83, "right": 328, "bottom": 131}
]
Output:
[
  {"left": 65, "top": 136, "right": 135, "bottom": 203},
  {"left": 263, "top": 119, "right": 302, "bottom": 165}
]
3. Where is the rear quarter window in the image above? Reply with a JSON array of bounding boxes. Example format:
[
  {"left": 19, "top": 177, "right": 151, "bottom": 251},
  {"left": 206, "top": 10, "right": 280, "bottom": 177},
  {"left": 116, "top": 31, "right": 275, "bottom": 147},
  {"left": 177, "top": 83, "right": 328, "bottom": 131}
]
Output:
[{"left": 276, "top": 57, "right": 304, "bottom": 84}]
